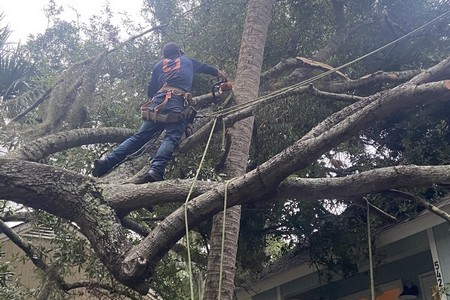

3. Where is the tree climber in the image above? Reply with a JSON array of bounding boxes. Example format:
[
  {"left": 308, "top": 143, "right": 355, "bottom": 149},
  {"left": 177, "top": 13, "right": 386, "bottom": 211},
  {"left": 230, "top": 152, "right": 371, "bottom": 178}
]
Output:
[{"left": 92, "top": 42, "right": 228, "bottom": 182}]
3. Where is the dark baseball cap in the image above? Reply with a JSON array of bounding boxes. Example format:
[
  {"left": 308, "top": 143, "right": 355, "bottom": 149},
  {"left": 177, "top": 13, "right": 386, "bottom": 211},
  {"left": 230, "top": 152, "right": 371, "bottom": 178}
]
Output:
[{"left": 162, "top": 42, "right": 184, "bottom": 58}]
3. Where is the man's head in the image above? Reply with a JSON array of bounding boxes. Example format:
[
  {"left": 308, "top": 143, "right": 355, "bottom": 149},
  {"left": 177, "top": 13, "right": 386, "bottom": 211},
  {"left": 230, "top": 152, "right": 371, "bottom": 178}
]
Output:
[{"left": 162, "top": 42, "right": 184, "bottom": 58}]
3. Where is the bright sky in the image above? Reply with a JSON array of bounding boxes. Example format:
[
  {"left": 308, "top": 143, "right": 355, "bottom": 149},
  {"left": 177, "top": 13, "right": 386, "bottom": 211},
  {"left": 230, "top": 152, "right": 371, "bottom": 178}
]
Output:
[{"left": 0, "top": 0, "right": 146, "bottom": 43}]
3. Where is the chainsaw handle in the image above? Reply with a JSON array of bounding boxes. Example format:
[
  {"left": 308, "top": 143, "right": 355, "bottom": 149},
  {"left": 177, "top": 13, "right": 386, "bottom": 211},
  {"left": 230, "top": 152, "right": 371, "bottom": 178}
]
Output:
[
  {"left": 211, "top": 80, "right": 223, "bottom": 101},
  {"left": 211, "top": 80, "right": 233, "bottom": 103}
]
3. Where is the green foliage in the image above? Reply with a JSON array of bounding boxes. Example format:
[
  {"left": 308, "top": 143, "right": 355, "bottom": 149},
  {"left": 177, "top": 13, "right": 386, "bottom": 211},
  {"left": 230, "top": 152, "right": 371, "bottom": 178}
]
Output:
[
  {"left": 151, "top": 241, "right": 207, "bottom": 300},
  {"left": 336, "top": 0, "right": 450, "bottom": 77},
  {"left": 0, "top": 245, "right": 30, "bottom": 300},
  {"left": 2, "top": 0, "right": 450, "bottom": 297},
  {"left": 361, "top": 101, "right": 450, "bottom": 168},
  {"left": 0, "top": 15, "right": 35, "bottom": 101},
  {"left": 267, "top": 0, "right": 337, "bottom": 62}
]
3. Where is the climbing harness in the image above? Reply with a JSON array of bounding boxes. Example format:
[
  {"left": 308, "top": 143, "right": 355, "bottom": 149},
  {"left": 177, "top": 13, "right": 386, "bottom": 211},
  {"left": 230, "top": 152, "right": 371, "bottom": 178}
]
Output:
[{"left": 140, "top": 83, "right": 196, "bottom": 123}]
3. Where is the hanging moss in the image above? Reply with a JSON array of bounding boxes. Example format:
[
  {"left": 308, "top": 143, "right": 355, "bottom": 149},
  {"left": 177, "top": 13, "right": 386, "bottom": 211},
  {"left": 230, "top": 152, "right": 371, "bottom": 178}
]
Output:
[{"left": 36, "top": 51, "right": 107, "bottom": 135}]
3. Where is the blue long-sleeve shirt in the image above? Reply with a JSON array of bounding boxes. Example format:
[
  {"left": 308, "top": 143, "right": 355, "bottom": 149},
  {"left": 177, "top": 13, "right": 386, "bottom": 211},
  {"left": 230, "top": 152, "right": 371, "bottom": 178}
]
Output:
[{"left": 146, "top": 55, "right": 218, "bottom": 113}]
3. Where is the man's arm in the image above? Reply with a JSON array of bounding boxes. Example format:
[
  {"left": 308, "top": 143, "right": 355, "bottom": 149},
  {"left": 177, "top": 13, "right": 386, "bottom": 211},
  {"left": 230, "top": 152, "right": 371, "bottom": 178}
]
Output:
[{"left": 191, "top": 59, "right": 228, "bottom": 81}]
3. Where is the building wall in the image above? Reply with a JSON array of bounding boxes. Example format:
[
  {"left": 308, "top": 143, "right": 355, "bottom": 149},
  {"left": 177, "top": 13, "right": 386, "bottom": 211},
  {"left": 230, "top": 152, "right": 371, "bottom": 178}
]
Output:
[
  {"left": 272, "top": 230, "right": 431, "bottom": 299},
  {"left": 1, "top": 234, "right": 95, "bottom": 299},
  {"left": 253, "top": 287, "right": 278, "bottom": 300},
  {"left": 0, "top": 226, "right": 159, "bottom": 299},
  {"left": 1, "top": 235, "right": 53, "bottom": 289},
  {"left": 244, "top": 206, "right": 450, "bottom": 300},
  {"left": 279, "top": 250, "right": 433, "bottom": 300},
  {"left": 432, "top": 223, "right": 450, "bottom": 290}
]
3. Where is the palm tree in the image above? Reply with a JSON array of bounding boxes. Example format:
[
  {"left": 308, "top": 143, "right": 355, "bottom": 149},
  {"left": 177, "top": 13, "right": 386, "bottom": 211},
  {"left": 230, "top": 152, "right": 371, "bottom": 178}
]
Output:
[
  {"left": 203, "top": 1, "right": 275, "bottom": 299},
  {"left": 0, "top": 13, "right": 34, "bottom": 101}
]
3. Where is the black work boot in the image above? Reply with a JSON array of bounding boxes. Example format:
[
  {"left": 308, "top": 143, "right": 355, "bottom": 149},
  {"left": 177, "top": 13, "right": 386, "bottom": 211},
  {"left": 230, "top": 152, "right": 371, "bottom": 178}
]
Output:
[
  {"left": 92, "top": 159, "right": 111, "bottom": 177},
  {"left": 143, "top": 169, "right": 164, "bottom": 183}
]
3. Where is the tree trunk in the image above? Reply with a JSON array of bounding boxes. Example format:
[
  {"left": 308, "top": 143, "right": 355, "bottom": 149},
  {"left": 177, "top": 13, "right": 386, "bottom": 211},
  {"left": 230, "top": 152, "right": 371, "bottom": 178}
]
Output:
[{"left": 203, "top": 0, "right": 274, "bottom": 299}]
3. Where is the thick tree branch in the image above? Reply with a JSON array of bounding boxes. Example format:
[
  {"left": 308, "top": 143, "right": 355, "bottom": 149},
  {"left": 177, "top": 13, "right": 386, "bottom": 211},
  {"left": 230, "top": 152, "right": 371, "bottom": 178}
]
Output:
[
  {"left": 3, "top": 151, "right": 450, "bottom": 290},
  {"left": 103, "top": 165, "right": 450, "bottom": 211},
  {"left": 6, "top": 127, "right": 134, "bottom": 161},
  {"left": 122, "top": 78, "right": 450, "bottom": 279},
  {"left": 5, "top": 69, "right": 421, "bottom": 165},
  {"left": 409, "top": 55, "right": 450, "bottom": 84},
  {"left": 276, "top": 165, "right": 450, "bottom": 201},
  {"left": 2, "top": 58, "right": 450, "bottom": 293},
  {"left": 0, "top": 159, "right": 148, "bottom": 293},
  {"left": 325, "top": 69, "right": 421, "bottom": 93},
  {"left": 120, "top": 216, "right": 151, "bottom": 237}
]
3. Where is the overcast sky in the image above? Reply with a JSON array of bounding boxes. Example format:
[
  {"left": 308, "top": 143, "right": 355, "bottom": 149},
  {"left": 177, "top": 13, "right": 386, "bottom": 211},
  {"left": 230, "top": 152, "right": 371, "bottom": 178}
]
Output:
[{"left": 0, "top": 0, "right": 146, "bottom": 43}]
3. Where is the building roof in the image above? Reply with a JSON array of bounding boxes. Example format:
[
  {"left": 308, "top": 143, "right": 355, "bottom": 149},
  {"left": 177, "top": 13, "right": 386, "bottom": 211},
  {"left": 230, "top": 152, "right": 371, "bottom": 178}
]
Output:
[{"left": 236, "top": 197, "right": 450, "bottom": 298}]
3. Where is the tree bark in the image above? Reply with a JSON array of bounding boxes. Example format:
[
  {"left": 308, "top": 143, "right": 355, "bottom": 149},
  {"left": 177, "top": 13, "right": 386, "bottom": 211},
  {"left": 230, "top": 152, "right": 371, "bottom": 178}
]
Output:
[
  {"left": 6, "top": 127, "right": 133, "bottom": 161},
  {"left": 203, "top": 1, "right": 274, "bottom": 299},
  {"left": 0, "top": 159, "right": 149, "bottom": 293}
]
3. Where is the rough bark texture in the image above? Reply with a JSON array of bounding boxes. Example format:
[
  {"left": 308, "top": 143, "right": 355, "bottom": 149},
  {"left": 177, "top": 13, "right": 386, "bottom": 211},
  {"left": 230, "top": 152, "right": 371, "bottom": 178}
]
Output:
[
  {"left": 6, "top": 127, "right": 133, "bottom": 161},
  {"left": 203, "top": 1, "right": 274, "bottom": 299},
  {"left": 102, "top": 164, "right": 450, "bottom": 210},
  {"left": 0, "top": 159, "right": 148, "bottom": 293}
]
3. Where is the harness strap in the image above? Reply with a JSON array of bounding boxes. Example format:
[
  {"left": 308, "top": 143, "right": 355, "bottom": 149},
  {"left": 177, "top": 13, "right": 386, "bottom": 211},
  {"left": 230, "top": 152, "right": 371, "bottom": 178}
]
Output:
[
  {"left": 155, "top": 84, "right": 193, "bottom": 111},
  {"left": 141, "top": 110, "right": 183, "bottom": 123},
  {"left": 140, "top": 84, "right": 195, "bottom": 123},
  {"left": 141, "top": 106, "right": 197, "bottom": 124},
  {"left": 154, "top": 90, "right": 172, "bottom": 112},
  {"left": 158, "top": 84, "right": 187, "bottom": 96}
]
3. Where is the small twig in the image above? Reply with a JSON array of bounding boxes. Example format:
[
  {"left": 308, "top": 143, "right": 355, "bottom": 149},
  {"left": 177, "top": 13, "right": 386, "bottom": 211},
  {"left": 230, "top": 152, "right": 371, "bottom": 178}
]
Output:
[
  {"left": 359, "top": 197, "right": 397, "bottom": 222},
  {"left": 107, "top": 24, "right": 168, "bottom": 55},
  {"left": 0, "top": 219, "right": 49, "bottom": 271}
]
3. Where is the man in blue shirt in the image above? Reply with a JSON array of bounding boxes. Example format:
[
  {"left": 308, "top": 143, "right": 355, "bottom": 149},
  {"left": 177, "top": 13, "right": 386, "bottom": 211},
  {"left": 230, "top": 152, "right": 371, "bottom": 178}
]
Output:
[{"left": 92, "top": 42, "right": 227, "bottom": 182}]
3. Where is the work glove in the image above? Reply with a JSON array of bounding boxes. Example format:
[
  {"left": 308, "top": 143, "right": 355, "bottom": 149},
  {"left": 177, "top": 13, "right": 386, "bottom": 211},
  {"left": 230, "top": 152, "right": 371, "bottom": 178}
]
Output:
[{"left": 217, "top": 70, "right": 228, "bottom": 82}]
